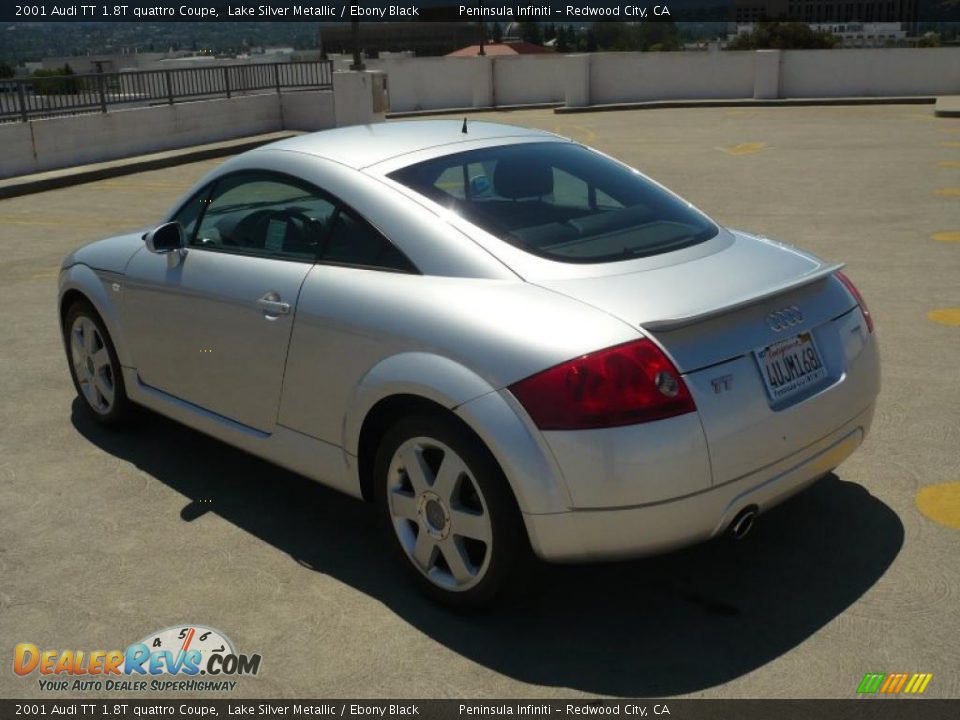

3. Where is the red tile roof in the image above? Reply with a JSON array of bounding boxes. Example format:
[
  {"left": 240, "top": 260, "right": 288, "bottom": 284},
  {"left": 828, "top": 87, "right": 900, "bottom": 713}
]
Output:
[{"left": 447, "top": 41, "right": 555, "bottom": 57}]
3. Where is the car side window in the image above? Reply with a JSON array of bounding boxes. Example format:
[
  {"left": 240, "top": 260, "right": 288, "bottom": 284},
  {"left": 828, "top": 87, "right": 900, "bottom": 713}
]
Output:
[
  {"left": 194, "top": 173, "right": 337, "bottom": 262},
  {"left": 322, "top": 207, "right": 417, "bottom": 273},
  {"left": 170, "top": 184, "right": 213, "bottom": 242}
]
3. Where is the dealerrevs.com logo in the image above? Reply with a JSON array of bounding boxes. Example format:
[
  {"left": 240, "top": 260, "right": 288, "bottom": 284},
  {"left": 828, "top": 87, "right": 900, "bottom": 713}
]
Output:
[{"left": 14, "top": 625, "right": 261, "bottom": 692}]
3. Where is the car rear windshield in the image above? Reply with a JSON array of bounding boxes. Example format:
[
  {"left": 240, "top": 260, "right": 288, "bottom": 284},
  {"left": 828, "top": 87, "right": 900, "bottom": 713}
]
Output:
[{"left": 388, "top": 142, "right": 718, "bottom": 264}]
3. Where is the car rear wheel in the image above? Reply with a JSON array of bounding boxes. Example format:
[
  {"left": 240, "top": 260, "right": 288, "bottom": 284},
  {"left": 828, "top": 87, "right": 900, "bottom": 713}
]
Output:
[
  {"left": 64, "top": 302, "right": 135, "bottom": 428},
  {"left": 374, "top": 413, "right": 528, "bottom": 608}
]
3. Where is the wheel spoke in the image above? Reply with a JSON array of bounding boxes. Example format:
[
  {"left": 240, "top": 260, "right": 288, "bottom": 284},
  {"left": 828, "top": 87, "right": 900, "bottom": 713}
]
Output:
[
  {"left": 81, "top": 380, "right": 100, "bottom": 409},
  {"left": 390, "top": 490, "right": 419, "bottom": 521},
  {"left": 412, "top": 532, "right": 437, "bottom": 571},
  {"left": 451, "top": 508, "right": 491, "bottom": 544},
  {"left": 433, "top": 452, "right": 467, "bottom": 502},
  {"left": 73, "top": 353, "right": 90, "bottom": 381},
  {"left": 91, "top": 347, "right": 111, "bottom": 372},
  {"left": 439, "top": 538, "right": 474, "bottom": 585},
  {"left": 93, "top": 370, "right": 114, "bottom": 407},
  {"left": 398, "top": 445, "right": 431, "bottom": 495},
  {"left": 79, "top": 318, "right": 95, "bottom": 353},
  {"left": 70, "top": 330, "right": 85, "bottom": 364}
]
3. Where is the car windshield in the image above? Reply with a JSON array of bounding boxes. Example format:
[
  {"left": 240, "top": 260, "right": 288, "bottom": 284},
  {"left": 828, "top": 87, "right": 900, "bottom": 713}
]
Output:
[{"left": 389, "top": 142, "right": 718, "bottom": 264}]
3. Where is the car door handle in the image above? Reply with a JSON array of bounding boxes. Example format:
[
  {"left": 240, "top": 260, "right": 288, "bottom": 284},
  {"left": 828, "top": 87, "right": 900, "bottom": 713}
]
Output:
[{"left": 256, "top": 293, "right": 290, "bottom": 316}]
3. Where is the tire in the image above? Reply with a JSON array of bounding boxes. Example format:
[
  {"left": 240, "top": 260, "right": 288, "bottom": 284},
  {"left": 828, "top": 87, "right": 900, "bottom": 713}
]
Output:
[
  {"left": 63, "top": 301, "right": 137, "bottom": 428},
  {"left": 373, "top": 412, "right": 530, "bottom": 609}
]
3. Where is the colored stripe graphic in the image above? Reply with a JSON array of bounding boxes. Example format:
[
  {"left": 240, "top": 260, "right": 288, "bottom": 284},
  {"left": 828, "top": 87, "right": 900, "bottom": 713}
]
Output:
[
  {"left": 857, "top": 673, "right": 886, "bottom": 694},
  {"left": 880, "top": 673, "right": 909, "bottom": 693},
  {"left": 907, "top": 674, "right": 934, "bottom": 694},
  {"left": 857, "top": 672, "right": 933, "bottom": 694}
]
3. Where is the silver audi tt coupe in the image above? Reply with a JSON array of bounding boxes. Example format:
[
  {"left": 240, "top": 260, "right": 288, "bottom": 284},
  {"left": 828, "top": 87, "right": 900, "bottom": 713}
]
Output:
[{"left": 60, "top": 121, "right": 880, "bottom": 606}]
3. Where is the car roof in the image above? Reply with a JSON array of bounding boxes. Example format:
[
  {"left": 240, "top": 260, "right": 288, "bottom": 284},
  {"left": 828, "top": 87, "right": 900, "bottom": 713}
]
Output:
[{"left": 257, "top": 120, "right": 560, "bottom": 170}]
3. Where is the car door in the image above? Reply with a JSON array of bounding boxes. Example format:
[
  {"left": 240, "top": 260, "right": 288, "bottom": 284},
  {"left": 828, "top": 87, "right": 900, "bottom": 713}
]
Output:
[
  {"left": 123, "top": 171, "right": 338, "bottom": 433},
  {"left": 277, "top": 205, "right": 420, "bottom": 445}
]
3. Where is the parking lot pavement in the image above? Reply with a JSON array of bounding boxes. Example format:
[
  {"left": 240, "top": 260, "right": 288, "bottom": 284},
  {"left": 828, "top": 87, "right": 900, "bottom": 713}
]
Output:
[{"left": 0, "top": 105, "right": 957, "bottom": 699}]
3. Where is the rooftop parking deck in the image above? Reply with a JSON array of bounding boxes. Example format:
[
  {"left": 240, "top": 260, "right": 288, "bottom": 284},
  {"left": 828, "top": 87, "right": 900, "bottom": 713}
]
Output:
[{"left": 1, "top": 104, "right": 958, "bottom": 698}]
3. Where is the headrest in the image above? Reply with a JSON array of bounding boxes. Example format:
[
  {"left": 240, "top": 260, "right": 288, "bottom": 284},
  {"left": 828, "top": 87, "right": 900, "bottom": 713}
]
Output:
[{"left": 493, "top": 155, "right": 554, "bottom": 199}]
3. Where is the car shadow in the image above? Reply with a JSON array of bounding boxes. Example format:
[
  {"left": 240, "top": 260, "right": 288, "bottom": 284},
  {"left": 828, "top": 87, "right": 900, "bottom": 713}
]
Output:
[{"left": 72, "top": 400, "right": 903, "bottom": 697}]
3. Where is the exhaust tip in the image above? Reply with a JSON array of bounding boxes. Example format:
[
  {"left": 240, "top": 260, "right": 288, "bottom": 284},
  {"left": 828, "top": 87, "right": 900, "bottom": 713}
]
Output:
[{"left": 728, "top": 506, "right": 758, "bottom": 541}]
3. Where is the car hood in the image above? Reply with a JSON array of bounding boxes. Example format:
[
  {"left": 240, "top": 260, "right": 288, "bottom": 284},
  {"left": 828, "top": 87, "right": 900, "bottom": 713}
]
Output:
[{"left": 61, "top": 230, "right": 147, "bottom": 274}]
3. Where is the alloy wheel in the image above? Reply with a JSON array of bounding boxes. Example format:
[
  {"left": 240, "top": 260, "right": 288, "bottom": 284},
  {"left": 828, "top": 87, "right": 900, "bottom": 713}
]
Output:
[
  {"left": 386, "top": 437, "right": 493, "bottom": 592},
  {"left": 70, "top": 315, "right": 115, "bottom": 415}
]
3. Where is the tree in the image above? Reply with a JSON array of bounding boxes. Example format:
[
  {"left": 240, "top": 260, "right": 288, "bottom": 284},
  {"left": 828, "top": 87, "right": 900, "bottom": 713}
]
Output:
[
  {"left": 517, "top": 21, "right": 542, "bottom": 44},
  {"left": 31, "top": 65, "right": 82, "bottom": 95},
  {"left": 0, "top": 62, "right": 14, "bottom": 79},
  {"left": 727, "top": 22, "right": 840, "bottom": 50},
  {"left": 592, "top": 22, "right": 628, "bottom": 50},
  {"left": 584, "top": 29, "right": 598, "bottom": 52},
  {"left": 636, "top": 21, "right": 682, "bottom": 51},
  {"left": 490, "top": 22, "right": 503, "bottom": 44}
]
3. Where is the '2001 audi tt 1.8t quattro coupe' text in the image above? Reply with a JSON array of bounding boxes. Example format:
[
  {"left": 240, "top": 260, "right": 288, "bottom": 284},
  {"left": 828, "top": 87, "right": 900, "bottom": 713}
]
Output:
[{"left": 59, "top": 121, "right": 880, "bottom": 607}]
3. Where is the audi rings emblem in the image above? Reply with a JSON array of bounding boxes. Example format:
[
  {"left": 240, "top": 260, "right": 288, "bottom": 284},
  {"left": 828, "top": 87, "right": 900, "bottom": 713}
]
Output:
[{"left": 766, "top": 306, "right": 804, "bottom": 332}]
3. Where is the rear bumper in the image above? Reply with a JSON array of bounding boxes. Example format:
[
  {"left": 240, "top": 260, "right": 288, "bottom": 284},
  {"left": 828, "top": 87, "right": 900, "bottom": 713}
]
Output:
[{"left": 523, "top": 402, "right": 874, "bottom": 562}]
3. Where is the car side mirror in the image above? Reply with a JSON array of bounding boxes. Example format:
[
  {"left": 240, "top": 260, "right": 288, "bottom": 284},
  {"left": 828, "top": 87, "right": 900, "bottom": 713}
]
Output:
[{"left": 143, "top": 222, "right": 184, "bottom": 254}]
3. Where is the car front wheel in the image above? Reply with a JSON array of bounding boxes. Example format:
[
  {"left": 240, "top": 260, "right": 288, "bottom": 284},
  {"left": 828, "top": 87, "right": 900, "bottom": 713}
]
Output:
[
  {"left": 64, "top": 302, "right": 136, "bottom": 428},
  {"left": 374, "top": 413, "right": 529, "bottom": 608}
]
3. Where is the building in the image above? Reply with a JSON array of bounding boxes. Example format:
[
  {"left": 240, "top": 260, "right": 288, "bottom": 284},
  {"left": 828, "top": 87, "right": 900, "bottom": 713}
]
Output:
[
  {"left": 734, "top": 0, "right": 918, "bottom": 24},
  {"left": 319, "top": 23, "right": 482, "bottom": 58},
  {"left": 730, "top": 21, "right": 909, "bottom": 47}
]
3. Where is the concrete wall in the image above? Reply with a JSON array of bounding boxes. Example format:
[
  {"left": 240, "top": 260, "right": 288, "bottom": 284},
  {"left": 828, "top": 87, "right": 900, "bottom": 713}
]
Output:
[
  {"left": 372, "top": 55, "right": 565, "bottom": 112},
  {"left": 376, "top": 56, "right": 478, "bottom": 113},
  {"left": 780, "top": 48, "right": 960, "bottom": 98},
  {"left": 2, "top": 88, "right": 342, "bottom": 178},
  {"left": 492, "top": 55, "right": 566, "bottom": 106},
  {"left": 590, "top": 51, "right": 756, "bottom": 104},
  {"left": 373, "top": 48, "right": 960, "bottom": 114},
  {"left": 332, "top": 71, "right": 384, "bottom": 127},
  {"left": 4, "top": 122, "right": 37, "bottom": 182}
]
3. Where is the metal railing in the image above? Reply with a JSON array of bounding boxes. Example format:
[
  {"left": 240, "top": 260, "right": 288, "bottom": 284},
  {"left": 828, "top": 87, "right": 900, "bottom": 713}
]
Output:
[{"left": 0, "top": 61, "right": 334, "bottom": 122}]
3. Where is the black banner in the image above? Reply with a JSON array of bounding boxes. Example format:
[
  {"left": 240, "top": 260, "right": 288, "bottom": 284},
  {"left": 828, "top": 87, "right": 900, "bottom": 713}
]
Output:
[
  {"left": 1, "top": 0, "right": 956, "bottom": 24},
  {"left": 2, "top": 700, "right": 960, "bottom": 720}
]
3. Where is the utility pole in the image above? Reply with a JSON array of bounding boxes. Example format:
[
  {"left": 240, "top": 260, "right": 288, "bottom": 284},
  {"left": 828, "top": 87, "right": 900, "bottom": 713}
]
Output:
[
  {"left": 350, "top": 20, "right": 365, "bottom": 70},
  {"left": 478, "top": 6, "right": 487, "bottom": 56}
]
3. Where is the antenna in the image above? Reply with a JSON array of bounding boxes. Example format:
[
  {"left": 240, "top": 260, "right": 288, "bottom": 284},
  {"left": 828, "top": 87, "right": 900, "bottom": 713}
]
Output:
[{"left": 462, "top": 117, "right": 468, "bottom": 134}]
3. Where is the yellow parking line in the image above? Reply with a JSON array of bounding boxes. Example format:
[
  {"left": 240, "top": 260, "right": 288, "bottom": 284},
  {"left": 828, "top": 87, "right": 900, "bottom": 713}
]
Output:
[
  {"left": 935, "top": 188, "right": 960, "bottom": 197},
  {"left": 941, "top": 160, "right": 960, "bottom": 168},
  {"left": 943, "top": 141, "right": 960, "bottom": 148},
  {"left": 97, "top": 181, "right": 190, "bottom": 190},
  {"left": 553, "top": 124, "right": 598, "bottom": 144},
  {"left": 932, "top": 232, "right": 960, "bottom": 242},
  {"left": 928, "top": 308, "right": 960, "bottom": 326},
  {"left": 718, "top": 142, "right": 767, "bottom": 156},
  {"left": 917, "top": 482, "right": 960, "bottom": 530}
]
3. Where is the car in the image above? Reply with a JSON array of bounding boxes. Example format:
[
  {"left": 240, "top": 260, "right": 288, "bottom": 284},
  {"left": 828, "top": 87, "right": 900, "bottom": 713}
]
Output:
[{"left": 59, "top": 120, "right": 880, "bottom": 607}]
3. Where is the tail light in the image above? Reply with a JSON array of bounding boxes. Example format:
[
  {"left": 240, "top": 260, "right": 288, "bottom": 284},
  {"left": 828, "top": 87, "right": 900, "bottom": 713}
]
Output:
[
  {"left": 836, "top": 271, "right": 874, "bottom": 334},
  {"left": 508, "top": 338, "right": 696, "bottom": 431}
]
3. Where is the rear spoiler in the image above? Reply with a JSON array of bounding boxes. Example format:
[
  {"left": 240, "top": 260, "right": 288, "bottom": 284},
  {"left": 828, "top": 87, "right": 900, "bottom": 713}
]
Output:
[{"left": 641, "top": 262, "right": 845, "bottom": 332}]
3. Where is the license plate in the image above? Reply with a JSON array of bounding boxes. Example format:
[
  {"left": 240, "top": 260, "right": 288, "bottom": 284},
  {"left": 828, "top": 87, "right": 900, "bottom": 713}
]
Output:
[{"left": 756, "top": 331, "right": 827, "bottom": 402}]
